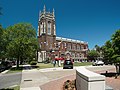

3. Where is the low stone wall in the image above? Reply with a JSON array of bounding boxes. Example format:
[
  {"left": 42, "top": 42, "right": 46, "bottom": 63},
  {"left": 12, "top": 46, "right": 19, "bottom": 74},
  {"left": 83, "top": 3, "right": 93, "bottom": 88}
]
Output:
[{"left": 76, "top": 67, "right": 105, "bottom": 90}]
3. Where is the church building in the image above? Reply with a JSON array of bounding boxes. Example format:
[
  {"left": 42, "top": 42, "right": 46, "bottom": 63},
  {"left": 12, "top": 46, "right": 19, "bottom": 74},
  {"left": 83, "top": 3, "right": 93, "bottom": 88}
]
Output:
[{"left": 37, "top": 6, "right": 88, "bottom": 62}]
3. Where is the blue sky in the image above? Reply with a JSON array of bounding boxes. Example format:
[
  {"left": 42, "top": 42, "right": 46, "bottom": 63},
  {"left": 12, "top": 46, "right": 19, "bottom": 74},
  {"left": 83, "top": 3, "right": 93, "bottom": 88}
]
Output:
[{"left": 0, "top": 0, "right": 120, "bottom": 49}]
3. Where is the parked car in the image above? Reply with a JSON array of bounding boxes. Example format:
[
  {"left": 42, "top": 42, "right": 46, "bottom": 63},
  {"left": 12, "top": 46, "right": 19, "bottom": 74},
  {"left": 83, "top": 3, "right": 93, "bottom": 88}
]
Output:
[
  {"left": 104, "top": 61, "right": 113, "bottom": 65},
  {"left": 0, "top": 61, "right": 12, "bottom": 72},
  {"left": 92, "top": 60, "right": 104, "bottom": 66},
  {"left": 63, "top": 60, "right": 73, "bottom": 69}
]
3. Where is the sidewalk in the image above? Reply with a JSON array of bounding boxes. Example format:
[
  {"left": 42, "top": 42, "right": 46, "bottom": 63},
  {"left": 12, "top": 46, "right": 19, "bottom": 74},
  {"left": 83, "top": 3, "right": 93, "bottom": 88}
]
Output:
[
  {"left": 20, "top": 69, "right": 48, "bottom": 90},
  {"left": 40, "top": 66, "right": 120, "bottom": 90},
  {"left": 40, "top": 74, "right": 75, "bottom": 90},
  {"left": 20, "top": 65, "right": 116, "bottom": 90},
  {"left": 20, "top": 67, "right": 76, "bottom": 90}
]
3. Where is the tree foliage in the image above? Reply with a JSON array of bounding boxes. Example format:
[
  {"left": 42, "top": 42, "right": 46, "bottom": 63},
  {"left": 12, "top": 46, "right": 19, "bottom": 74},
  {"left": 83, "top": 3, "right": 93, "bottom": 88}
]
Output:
[
  {"left": 87, "top": 50, "right": 99, "bottom": 60},
  {"left": 101, "top": 40, "right": 114, "bottom": 64},
  {"left": 95, "top": 45, "right": 101, "bottom": 53},
  {"left": 5, "top": 23, "right": 38, "bottom": 68},
  {"left": 101, "top": 29, "right": 120, "bottom": 75},
  {"left": 112, "top": 55, "right": 120, "bottom": 63},
  {"left": 0, "top": 25, "right": 7, "bottom": 59},
  {"left": 0, "top": 25, "right": 3, "bottom": 58},
  {"left": 111, "top": 30, "right": 120, "bottom": 63},
  {"left": 111, "top": 30, "right": 120, "bottom": 54}
]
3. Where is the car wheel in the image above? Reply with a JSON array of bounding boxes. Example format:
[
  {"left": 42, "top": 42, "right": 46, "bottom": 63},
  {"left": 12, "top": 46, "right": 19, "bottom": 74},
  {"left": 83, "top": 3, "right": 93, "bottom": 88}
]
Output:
[{"left": 63, "top": 67, "right": 66, "bottom": 69}]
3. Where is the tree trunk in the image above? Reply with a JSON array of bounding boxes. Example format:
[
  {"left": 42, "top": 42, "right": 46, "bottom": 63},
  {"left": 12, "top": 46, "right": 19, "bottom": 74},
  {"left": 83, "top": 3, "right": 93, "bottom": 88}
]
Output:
[
  {"left": 115, "top": 65, "right": 118, "bottom": 79},
  {"left": 16, "top": 56, "right": 20, "bottom": 69},
  {"left": 119, "top": 65, "right": 120, "bottom": 75}
]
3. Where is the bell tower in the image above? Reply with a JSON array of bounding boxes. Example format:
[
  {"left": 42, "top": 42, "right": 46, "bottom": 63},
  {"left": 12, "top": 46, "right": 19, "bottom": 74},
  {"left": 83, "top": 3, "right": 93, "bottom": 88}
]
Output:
[{"left": 38, "top": 5, "right": 56, "bottom": 62}]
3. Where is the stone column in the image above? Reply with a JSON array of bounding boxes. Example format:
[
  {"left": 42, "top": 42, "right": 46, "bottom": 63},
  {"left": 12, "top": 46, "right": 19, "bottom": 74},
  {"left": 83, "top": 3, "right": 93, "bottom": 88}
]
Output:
[
  {"left": 76, "top": 67, "right": 105, "bottom": 90},
  {"left": 41, "top": 51, "right": 46, "bottom": 62},
  {"left": 38, "top": 52, "right": 42, "bottom": 62}
]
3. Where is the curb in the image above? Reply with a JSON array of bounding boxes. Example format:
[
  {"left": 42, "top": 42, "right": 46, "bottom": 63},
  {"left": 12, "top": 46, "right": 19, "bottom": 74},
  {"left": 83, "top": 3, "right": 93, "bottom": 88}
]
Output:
[
  {"left": 20, "top": 87, "right": 41, "bottom": 90},
  {"left": 1, "top": 70, "right": 9, "bottom": 73},
  {"left": 0, "top": 70, "right": 9, "bottom": 75}
]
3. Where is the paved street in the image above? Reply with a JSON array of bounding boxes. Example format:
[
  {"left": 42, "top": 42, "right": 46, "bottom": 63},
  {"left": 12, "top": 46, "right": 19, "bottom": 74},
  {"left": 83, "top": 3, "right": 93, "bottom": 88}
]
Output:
[
  {"left": 20, "top": 65, "right": 115, "bottom": 90},
  {"left": 0, "top": 65, "right": 115, "bottom": 90},
  {"left": 86, "top": 65, "right": 115, "bottom": 72},
  {"left": 20, "top": 68, "right": 76, "bottom": 90},
  {"left": 0, "top": 72, "right": 22, "bottom": 89},
  {"left": 40, "top": 65, "right": 116, "bottom": 90}
]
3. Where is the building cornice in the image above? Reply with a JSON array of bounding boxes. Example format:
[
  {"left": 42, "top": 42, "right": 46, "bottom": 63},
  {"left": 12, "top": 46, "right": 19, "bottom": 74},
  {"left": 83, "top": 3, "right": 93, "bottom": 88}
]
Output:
[{"left": 56, "top": 37, "right": 88, "bottom": 44}]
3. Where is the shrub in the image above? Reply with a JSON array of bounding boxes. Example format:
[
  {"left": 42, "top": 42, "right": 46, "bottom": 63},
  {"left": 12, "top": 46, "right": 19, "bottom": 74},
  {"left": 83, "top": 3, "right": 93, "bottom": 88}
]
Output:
[
  {"left": 30, "top": 61, "right": 37, "bottom": 65},
  {"left": 63, "top": 79, "right": 76, "bottom": 90}
]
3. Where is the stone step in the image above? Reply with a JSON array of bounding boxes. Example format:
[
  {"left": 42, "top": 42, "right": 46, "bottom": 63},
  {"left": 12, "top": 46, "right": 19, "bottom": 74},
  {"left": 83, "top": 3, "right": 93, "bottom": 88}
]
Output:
[{"left": 105, "top": 85, "right": 113, "bottom": 90}]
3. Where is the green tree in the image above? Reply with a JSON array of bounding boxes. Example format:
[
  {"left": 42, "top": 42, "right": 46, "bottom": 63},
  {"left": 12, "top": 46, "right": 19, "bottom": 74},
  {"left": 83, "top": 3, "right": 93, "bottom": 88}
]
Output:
[
  {"left": 112, "top": 55, "right": 120, "bottom": 78},
  {"left": 111, "top": 30, "right": 120, "bottom": 75},
  {"left": 0, "top": 25, "right": 7, "bottom": 60},
  {"left": 95, "top": 45, "right": 101, "bottom": 53},
  {"left": 111, "top": 30, "right": 120, "bottom": 54},
  {"left": 0, "top": 25, "right": 3, "bottom": 59},
  {"left": 87, "top": 50, "right": 99, "bottom": 61},
  {"left": 94, "top": 45, "right": 103, "bottom": 60},
  {"left": 101, "top": 29, "right": 120, "bottom": 75},
  {"left": 6, "top": 23, "right": 38, "bottom": 68},
  {"left": 101, "top": 40, "right": 114, "bottom": 64}
]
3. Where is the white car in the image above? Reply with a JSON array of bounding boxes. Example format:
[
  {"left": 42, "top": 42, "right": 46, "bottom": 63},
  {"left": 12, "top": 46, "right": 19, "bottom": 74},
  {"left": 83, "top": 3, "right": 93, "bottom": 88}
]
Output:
[{"left": 92, "top": 61, "right": 104, "bottom": 66}]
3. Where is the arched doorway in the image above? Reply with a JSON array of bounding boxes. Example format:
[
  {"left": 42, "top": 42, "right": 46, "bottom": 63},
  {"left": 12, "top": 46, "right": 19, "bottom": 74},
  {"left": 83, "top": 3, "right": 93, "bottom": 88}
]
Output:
[{"left": 65, "top": 51, "right": 71, "bottom": 60}]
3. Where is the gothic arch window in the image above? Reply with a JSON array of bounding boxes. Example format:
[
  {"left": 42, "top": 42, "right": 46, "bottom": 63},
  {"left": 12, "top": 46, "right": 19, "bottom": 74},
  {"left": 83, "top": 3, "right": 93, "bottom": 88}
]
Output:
[
  {"left": 77, "top": 44, "right": 80, "bottom": 50},
  {"left": 68, "top": 43, "right": 71, "bottom": 50},
  {"left": 80, "top": 54, "right": 81, "bottom": 58},
  {"left": 81, "top": 45, "right": 84, "bottom": 50},
  {"left": 39, "top": 43, "right": 41, "bottom": 48},
  {"left": 44, "top": 22, "right": 46, "bottom": 33},
  {"left": 79, "top": 45, "right": 81, "bottom": 50},
  {"left": 77, "top": 53, "right": 79, "bottom": 57},
  {"left": 73, "top": 44, "right": 76, "bottom": 50},
  {"left": 47, "top": 21, "right": 51, "bottom": 35},
  {"left": 53, "top": 24, "right": 56, "bottom": 35},
  {"left": 50, "top": 44, "right": 52, "bottom": 49},
  {"left": 40, "top": 22, "right": 43, "bottom": 35},
  {"left": 37, "top": 25, "right": 40, "bottom": 36}
]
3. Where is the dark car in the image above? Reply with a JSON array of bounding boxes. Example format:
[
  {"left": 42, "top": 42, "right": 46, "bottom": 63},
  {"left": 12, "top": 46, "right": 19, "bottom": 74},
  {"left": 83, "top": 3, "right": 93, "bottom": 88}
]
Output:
[
  {"left": 63, "top": 60, "right": 73, "bottom": 69},
  {"left": 0, "top": 61, "right": 12, "bottom": 72}
]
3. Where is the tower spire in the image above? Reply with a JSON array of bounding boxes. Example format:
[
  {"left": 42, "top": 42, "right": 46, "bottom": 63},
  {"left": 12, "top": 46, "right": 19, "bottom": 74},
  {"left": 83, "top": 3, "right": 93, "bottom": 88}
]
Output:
[
  {"left": 48, "top": 8, "right": 50, "bottom": 13},
  {"left": 53, "top": 8, "right": 55, "bottom": 17},
  {"left": 39, "top": 10, "right": 41, "bottom": 16},
  {"left": 43, "top": 5, "right": 46, "bottom": 13},
  {"left": 39, "top": 10, "right": 41, "bottom": 21}
]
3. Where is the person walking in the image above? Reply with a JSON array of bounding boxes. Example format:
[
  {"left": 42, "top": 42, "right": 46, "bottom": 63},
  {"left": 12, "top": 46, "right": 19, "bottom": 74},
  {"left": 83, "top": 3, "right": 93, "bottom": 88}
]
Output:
[{"left": 53, "top": 60, "right": 56, "bottom": 67}]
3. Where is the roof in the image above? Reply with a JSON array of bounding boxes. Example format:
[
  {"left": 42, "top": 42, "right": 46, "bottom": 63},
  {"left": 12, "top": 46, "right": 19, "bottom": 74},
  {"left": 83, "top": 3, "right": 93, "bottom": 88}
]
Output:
[{"left": 56, "top": 37, "right": 88, "bottom": 44}]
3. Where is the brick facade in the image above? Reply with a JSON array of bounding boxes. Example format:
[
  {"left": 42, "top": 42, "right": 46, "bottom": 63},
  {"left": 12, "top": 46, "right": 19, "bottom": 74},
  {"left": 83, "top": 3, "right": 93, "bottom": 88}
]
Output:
[{"left": 37, "top": 6, "right": 88, "bottom": 62}]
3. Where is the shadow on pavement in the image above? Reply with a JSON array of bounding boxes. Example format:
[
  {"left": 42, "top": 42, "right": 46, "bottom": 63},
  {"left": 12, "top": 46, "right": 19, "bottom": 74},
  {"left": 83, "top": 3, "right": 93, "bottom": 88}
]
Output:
[
  {"left": 23, "top": 65, "right": 39, "bottom": 70},
  {"left": 10, "top": 65, "right": 39, "bottom": 70},
  {"left": 100, "top": 72, "right": 118, "bottom": 77}
]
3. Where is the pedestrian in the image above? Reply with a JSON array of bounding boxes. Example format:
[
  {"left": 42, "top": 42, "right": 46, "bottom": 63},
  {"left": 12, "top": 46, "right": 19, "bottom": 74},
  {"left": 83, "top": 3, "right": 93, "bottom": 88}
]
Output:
[{"left": 53, "top": 60, "right": 56, "bottom": 67}]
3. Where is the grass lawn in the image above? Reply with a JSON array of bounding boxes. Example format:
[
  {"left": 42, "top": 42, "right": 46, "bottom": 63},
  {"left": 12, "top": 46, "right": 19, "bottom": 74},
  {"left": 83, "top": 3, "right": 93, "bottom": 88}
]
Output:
[
  {"left": 37, "top": 63, "right": 56, "bottom": 69},
  {"left": 1, "top": 85, "right": 20, "bottom": 90},
  {"left": 6, "top": 62, "right": 92, "bottom": 73},
  {"left": 37, "top": 62, "right": 92, "bottom": 69},
  {"left": 73, "top": 62, "right": 92, "bottom": 66},
  {"left": 7, "top": 67, "right": 23, "bottom": 74}
]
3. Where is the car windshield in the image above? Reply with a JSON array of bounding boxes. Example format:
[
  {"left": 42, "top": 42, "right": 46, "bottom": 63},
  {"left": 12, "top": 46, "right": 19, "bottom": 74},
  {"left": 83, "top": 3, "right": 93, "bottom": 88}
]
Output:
[{"left": 65, "top": 60, "right": 72, "bottom": 64}]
